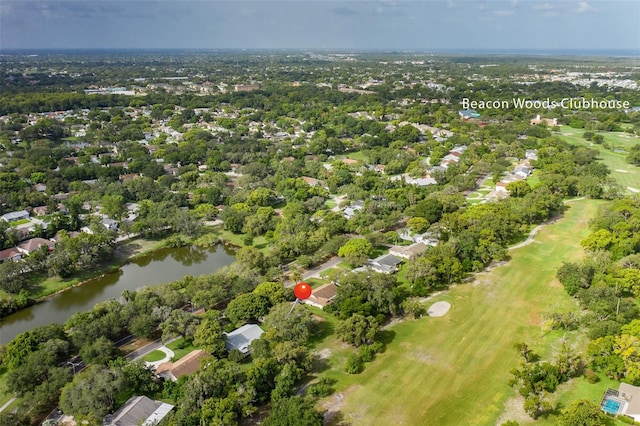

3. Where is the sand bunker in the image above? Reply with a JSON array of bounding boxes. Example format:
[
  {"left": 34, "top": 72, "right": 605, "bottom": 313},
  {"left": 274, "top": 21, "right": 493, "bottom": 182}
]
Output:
[{"left": 427, "top": 301, "right": 451, "bottom": 317}]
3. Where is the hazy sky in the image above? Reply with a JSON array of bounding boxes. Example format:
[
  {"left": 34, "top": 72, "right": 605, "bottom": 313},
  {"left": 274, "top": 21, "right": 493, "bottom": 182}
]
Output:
[{"left": 1, "top": 1, "right": 639, "bottom": 51}]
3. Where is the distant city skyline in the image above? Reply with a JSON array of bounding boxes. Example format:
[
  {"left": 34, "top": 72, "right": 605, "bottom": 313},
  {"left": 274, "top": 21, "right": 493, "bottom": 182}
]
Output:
[{"left": 1, "top": 1, "right": 638, "bottom": 52}]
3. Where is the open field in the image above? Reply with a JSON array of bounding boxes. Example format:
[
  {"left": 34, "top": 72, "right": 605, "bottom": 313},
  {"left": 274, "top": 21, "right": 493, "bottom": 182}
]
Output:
[
  {"left": 559, "top": 126, "right": 640, "bottom": 191},
  {"left": 321, "top": 199, "right": 605, "bottom": 425}
]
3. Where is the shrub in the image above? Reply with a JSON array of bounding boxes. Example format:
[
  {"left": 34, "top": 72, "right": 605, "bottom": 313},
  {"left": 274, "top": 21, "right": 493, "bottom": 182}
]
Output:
[
  {"left": 584, "top": 368, "right": 599, "bottom": 384},
  {"left": 358, "top": 345, "right": 376, "bottom": 363},
  {"left": 306, "top": 377, "right": 335, "bottom": 398},
  {"left": 228, "top": 349, "right": 245, "bottom": 363},
  {"left": 345, "top": 354, "right": 364, "bottom": 374}
]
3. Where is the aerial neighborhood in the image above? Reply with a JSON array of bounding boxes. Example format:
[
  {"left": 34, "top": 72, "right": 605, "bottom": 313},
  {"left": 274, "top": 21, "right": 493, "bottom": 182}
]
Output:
[{"left": 0, "top": 50, "right": 639, "bottom": 426}]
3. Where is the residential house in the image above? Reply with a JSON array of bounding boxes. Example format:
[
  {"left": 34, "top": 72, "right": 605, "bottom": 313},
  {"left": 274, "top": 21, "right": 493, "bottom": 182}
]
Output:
[
  {"left": 303, "top": 283, "right": 338, "bottom": 310},
  {"left": 102, "top": 218, "right": 118, "bottom": 231},
  {"left": 530, "top": 115, "right": 558, "bottom": 126},
  {"left": 301, "top": 176, "right": 323, "bottom": 187},
  {"left": 513, "top": 166, "right": 532, "bottom": 179},
  {"left": 389, "top": 242, "right": 428, "bottom": 260},
  {"left": 600, "top": 383, "right": 640, "bottom": 421},
  {"left": 225, "top": 324, "right": 264, "bottom": 355},
  {"left": 368, "top": 253, "right": 403, "bottom": 274},
  {"left": 399, "top": 230, "right": 440, "bottom": 246},
  {"left": 155, "top": 349, "right": 210, "bottom": 382},
  {"left": 17, "top": 238, "right": 55, "bottom": 255},
  {"left": 234, "top": 84, "right": 260, "bottom": 92},
  {"left": 0, "top": 247, "right": 22, "bottom": 262},
  {"left": 525, "top": 149, "right": 538, "bottom": 161},
  {"left": 163, "top": 164, "right": 179, "bottom": 176},
  {"left": 118, "top": 173, "right": 140, "bottom": 182},
  {"left": 458, "top": 109, "right": 481, "bottom": 119},
  {"left": 32, "top": 206, "right": 48, "bottom": 217},
  {"left": 103, "top": 395, "right": 174, "bottom": 426},
  {"left": 343, "top": 201, "right": 364, "bottom": 220},
  {"left": 51, "top": 231, "right": 80, "bottom": 243},
  {"left": 1, "top": 210, "right": 29, "bottom": 223},
  {"left": 34, "top": 183, "right": 47, "bottom": 193},
  {"left": 405, "top": 176, "right": 438, "bottom": 187},
  {"left": 373, "top": 164, "right": 386, "bottom": 174}
]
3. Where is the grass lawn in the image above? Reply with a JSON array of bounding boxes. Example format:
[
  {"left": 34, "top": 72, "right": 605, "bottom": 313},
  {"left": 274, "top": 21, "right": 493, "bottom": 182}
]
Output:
[
  {"left": 321, "top": 199, "right": 605, "bottom": 426},
  {"left": 0, "top": 369, "right": 14, "bottom": 409},
  {"left": 209, "top": 229, "right": 270, "bottom": 253},
  {"left": 166, "top": 338, "right": 196, "bottom": 362},
  {"left": 558, "top": 126, "right": 640, "bottom": 191},
  {"left": 324, "top": 199, "right": 337, "bottom": 209},
  {"left": 142, "top": 349, "right": 166, "bottom": 362},
  {"left": 307, "top": 277, "right": 330, "bottom": 288},
  {"left": 343, "top": 151, "right": 367, "bottom": 162}
]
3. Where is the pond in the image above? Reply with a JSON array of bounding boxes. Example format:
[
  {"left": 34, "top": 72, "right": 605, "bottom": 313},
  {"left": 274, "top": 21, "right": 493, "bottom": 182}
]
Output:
[{"left": 0, "top": 244, "right": 235, "bottom": 344}]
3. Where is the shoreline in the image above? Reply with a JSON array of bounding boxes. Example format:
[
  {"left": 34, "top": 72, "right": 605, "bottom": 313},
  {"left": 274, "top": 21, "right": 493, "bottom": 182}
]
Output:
[{"left": 1, "top": 227, "right": 243, "bottom": 322}]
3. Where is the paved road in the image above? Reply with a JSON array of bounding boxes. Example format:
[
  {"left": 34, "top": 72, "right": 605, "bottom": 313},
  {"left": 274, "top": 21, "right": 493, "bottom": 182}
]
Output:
[
  {"left": 283, "top": 256, "right": 342, "bottom": 287},
  {"left": 124, "top": 339, "right": 164, "bottom": 361},
  {"left": 0, "top": 397, "right": 16, "bottom": 413},
  {"left": 302, "top": 257, "right": 341, "bottom": 280}
]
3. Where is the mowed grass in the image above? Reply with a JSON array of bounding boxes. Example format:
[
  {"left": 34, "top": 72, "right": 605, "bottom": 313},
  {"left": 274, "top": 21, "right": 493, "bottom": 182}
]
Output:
[
  {"left": 142, "top": 349, "right": 166, "bottom": 362},
  {"left": 558, "top": 126, "right": 640, "bottom": 191},
  {"left": 324, "top": 199, "right": 604, "bottom": 426}
]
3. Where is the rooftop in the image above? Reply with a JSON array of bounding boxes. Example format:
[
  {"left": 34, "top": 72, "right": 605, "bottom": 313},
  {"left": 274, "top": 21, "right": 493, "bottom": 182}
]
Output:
[
  {"left": 225, "top": 324, "right": 264, "bottom": 354},
  {"left": 103, "top": 395, "right": 174, "bottom": 426}
]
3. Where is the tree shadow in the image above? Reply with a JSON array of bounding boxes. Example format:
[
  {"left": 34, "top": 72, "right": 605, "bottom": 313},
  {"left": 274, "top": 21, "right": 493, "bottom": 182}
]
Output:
[
  {"left": 375, "top": 329, "right": 396, "bottom": 350},
  {"left": 325, "top": 410, "right": 352, "bottom": 426},
  {"left": 310, "top": 319, "right": 335, "bottom": 345},
  {"left": 311, "top": 354, "right": 330, "bottom": 374}
]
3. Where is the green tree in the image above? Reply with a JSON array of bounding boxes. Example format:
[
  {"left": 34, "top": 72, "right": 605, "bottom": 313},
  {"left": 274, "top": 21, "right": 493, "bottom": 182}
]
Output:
[
  {"left": 337, "top": 238, "right": 373, "bottom": 258},
  {"left": 160, "top": 309, "right": 200, "bottom": 343},
  {"left": 506, "top": 180, "right": 532, "bottom": 198},
  {"left": 558, "top": 399, "right": 612, "bottom": 426},
  {"left": 193, "top": 317, "right": 227, "bottom": 357},
  {"left": 407, "top": 217, "right": 430, "bottom": 234},
  {"left": 263, "top": 396, "right": 323, "bottom": 426},
  {"left": 254, "top": 281, "right": 288, "bottom": 305},
  {"left": 336, "top": 314, "right": 379, "bottom": 347},
  {"left": 262, "top": 303, "right": 315, "bottom": 345},
  {"left": 226, "top": 293, "right": 271, "bottom": 325},
  {"left": 79, "top": 336, "right": 119, "bottom": 365},
  {"left": 59, "top": 366, "right": 123, "bottom": 424},
  {"left": 101, "top": 194, "right": 126, "bottom": 219},
  {"left": 627, "top": 144, "right": 640, "bottom": 166}
]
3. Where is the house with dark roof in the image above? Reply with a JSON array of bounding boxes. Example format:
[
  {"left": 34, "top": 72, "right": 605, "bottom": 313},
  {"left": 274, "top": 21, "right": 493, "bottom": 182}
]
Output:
[
  {"left": 225, "top": 324, "right": 264, "bottom": 355},
  {"left": 103, "top": 395, "right": 174, "bottom": 426},
  {"left": 368, "top": 253, "right": 403, "bottom": 274},
  {"left": 304, "top": 283, "right": 338, "bottom": 309},
  {"left": 156, "top": 349, "right": 210, "bottom": 382}
]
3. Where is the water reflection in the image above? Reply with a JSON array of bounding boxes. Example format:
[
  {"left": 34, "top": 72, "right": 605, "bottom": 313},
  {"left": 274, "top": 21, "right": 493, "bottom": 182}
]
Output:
[{"left": 0, "top": 244, "right": 235, "bottom": 343}]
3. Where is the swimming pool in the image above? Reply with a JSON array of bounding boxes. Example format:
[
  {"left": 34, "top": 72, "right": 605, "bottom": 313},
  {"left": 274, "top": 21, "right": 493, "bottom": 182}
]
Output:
[{"left": 602, "top": 398, "right": 622, "bottom": 415}]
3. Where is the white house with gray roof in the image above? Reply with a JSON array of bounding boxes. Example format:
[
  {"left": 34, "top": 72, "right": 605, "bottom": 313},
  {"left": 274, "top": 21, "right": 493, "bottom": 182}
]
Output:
[{"left": 225, "top": 324, "right": 264, "bottom": 355}]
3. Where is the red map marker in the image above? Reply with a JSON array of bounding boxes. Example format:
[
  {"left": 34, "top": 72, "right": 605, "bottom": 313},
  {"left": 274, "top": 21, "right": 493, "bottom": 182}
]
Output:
[
  {"left": 289, "top": 282, "right": 313, "bottom": 314},
  {"left": 293, "top": 282, "right": 312, "bottom": 300}
]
